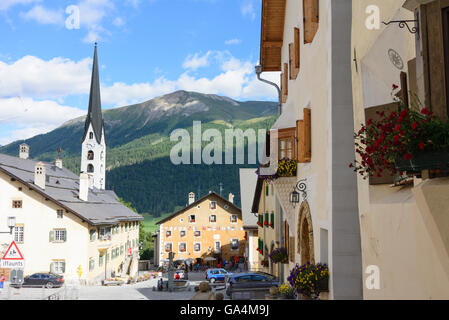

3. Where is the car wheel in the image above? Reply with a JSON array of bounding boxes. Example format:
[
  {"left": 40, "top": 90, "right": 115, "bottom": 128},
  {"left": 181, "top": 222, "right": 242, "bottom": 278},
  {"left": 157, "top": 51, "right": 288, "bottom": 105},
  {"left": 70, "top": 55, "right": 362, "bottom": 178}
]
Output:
[
  {"left": 210, "top": 278, "right": 216, "bottom": 283},
  {"left": 46, "top": 282, "right": 53, "bottom": 289}
]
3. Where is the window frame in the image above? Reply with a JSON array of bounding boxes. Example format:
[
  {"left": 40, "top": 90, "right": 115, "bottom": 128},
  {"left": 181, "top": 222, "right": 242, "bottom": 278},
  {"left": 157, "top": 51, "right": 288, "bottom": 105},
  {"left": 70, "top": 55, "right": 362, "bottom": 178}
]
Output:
[
  {"left": 165, "top": 242, "right": 173, "bottom": 253},
  {"left": 178, "top": 242, "right": 187, "bottom": 253},
  {"left": 12, "top": 200, "right": 23, "bottom": 209},
  {"left": 14, "top": 225, "right": 24, "bottom": 243},
  {"left": 230, "top": 238, "right": 239, "bottom": 251},
  {"left": 209, "top": 214, "right": 217, "bottom": 223},
  {"left": 193, "top": 242, "right": 201, "bottom": 252}
]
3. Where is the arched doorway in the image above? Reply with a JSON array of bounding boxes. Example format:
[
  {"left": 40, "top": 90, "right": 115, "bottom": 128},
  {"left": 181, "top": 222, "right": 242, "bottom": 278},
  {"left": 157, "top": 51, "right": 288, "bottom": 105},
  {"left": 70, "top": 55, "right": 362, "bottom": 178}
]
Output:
[{"left": 297, "top": 201, "right": 314, "bottom": 265}]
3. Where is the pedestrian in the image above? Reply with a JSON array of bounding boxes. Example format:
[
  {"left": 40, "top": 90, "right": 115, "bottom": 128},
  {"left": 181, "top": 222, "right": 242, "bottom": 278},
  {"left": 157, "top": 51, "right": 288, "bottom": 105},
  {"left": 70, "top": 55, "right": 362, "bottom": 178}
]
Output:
[{"left": 0, "top": 273, "right": 5, "bottom": 291}]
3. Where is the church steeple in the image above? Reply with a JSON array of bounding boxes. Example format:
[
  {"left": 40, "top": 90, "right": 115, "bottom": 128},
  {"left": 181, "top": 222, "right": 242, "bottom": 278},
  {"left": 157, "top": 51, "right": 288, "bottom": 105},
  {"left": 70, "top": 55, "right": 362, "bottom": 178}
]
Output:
[
  {"left": 83, "top": 42, "right": 104, "bottom": 144},
  {"left": 81, "top": 43, "right": 106, "bottom": 190}
]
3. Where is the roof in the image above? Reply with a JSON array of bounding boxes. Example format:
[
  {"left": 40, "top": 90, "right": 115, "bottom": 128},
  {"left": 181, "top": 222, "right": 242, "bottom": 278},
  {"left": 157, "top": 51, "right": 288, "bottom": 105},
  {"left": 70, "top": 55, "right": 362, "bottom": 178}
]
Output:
[
  {"left": 156, "top": 192, "right": 241, "bottom": 225},
  {"left": 260, "top": 0, "right": 286, "bottom": 72},
  {"left": 239, "top": 168, "right": 259, "bottom": 228},
  {"left": 82, "top": 44, "right": 104, "bottom": 144},
  {"left": 251, "top": 177, "right": 264, "bottom": 214},
  {"left": 0, "top": 153, "right": 143, "bottom": 226}
]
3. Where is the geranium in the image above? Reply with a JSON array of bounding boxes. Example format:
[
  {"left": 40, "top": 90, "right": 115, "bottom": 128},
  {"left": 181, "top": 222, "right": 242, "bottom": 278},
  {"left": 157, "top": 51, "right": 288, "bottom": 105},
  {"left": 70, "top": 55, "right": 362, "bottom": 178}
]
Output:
[
  {"left": 350, "top": 87, "right": 449, "bottom": 178},
  {"left": 269, "top": 247, "right": 288, "bottom": 263}
]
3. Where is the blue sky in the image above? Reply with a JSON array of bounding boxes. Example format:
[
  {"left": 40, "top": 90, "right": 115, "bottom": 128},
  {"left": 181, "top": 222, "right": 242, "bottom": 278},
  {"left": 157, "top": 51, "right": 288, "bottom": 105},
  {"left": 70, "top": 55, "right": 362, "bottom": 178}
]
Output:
[{"left": 0, "top": 0, "right": 279, "bottom": 145}]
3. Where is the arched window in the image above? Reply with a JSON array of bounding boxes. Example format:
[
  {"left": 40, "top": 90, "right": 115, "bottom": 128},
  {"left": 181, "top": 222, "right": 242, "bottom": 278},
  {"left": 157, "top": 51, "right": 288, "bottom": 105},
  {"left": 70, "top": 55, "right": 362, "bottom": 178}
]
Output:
[
  {"left": 89, "top": 132, "right": 94, "bottom": 139},
  {"left": 87, "top": 164, "right": 94, "bottom": 173},
  {"left": 87, "top": 151, "right": 94, "bottom": 160}
]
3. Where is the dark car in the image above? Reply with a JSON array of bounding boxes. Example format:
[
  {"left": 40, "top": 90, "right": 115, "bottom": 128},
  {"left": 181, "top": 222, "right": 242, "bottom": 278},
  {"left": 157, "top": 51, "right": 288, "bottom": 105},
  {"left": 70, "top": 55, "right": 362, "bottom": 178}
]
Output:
[
  {"left": 226, "top": 272, "right": 279, "bottom": 300},
  {"left": 206, "top": 268, "right": 233, "bottom": 283},
  {"left": 16, "top": 273, "right": 64, "bottom": 288}
]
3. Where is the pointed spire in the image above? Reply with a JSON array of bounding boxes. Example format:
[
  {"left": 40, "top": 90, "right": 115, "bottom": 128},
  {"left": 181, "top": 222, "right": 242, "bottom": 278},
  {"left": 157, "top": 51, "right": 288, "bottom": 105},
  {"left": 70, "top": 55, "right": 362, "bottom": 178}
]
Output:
[{"left": 83, "top": 43, "right": 103, "bottom": 144}]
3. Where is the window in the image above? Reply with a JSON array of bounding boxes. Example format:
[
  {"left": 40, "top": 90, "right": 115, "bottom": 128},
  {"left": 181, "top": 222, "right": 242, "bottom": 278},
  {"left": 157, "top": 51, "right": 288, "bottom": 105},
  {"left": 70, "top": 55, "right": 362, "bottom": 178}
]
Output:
[
  {"left": 56, "top": 210, "right": 63, "bottom": 219},
  {"left": 230, "top": 215, "right": 237, "bottom": 223},
  {"left": 209, "top": 215, "right": 216, "bottom": 223},
  {"left": 99, "top": 227, "right": 111, "bottom": 240},
  {"left": 278, "top": 127, "right": 296, "bottom": 160},
  {"left": 303, "top": 0, "right": 319, "bottom": 44},
  {"left": 55, "top": 230, "right": 66, "bottom": 242},
  {"left": 179, "top": 243, "right": 187, "bottom": 252},
  {"left": 210, "top": 201, "right": 217, "bottom": 210},
  {"left": 231, "top": 239, "right": 239, "bottom": 250},
  {"left": 89, "top": 258, "right": 95, "bottom": 271},
  {"left": 51, "top": 261, "right": 65, "bottom": 274},
  {"left": 121, "top": 224, "right": 124, "bottom": 233},
  {"left": 214, "top": 241, "right": 221, "bottom": 252},
  {"left": 14, "top": 225, "right": 24, "bottom": 243},
  {"left": 189, "top": 215, "right": 196, "bottom": 223},
  {"left": 87, "top": 164, "right": 94, "bottom": 173},
  {"left": 166, "top": 230, "right": 172, "bottom": 237},
  {"left": 89, "top": 229, "right": 96, "bottom": 241},
  {"left": 12, "top": 200, "right": 22, "bottom": 209},
  {"left": 165, "top": 243, "right": 172, "bottom": 252},
  {"left": 89, "top": 132, "right": 94, "bottom": 139},
  {"left": 99, "top": 255, "right": 104, "bottom": 266},
  {"left": 120, "top": 245, "right": 124, "bottom": 255},
  {"left": 194, "top": 231, "right": 201, "bottom": 237},
  {"left": 180, "top": 230, "right": 186, "bottom": 237},
  {"left": 87, "top": 151, "right": 94, "bottom": 160},
  {"left": 194, "top": 243, "right": 201, "bottom": 252}
]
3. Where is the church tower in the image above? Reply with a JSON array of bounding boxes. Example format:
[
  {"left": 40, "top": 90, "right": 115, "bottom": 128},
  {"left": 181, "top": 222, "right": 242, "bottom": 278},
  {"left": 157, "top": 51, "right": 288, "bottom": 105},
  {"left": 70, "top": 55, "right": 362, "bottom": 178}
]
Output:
[{"left": 81, "top": 43, "right": 106, "bottom": 190}]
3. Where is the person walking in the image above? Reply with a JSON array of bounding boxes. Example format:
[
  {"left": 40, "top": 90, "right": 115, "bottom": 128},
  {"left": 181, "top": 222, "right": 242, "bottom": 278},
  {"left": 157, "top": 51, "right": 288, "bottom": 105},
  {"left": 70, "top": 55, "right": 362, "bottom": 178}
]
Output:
[{"left": 0, "top": 273, "right": 6, "bottom": 291}]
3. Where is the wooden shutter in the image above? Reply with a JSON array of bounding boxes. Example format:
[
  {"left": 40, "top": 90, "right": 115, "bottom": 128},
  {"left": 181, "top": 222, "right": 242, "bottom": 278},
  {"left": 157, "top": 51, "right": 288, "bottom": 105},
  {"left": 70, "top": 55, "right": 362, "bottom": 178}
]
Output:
[
  {"left": 303, "top": 0, "right": 319, "bottom": 44},
  {"left": 296, "top": 108, "right": 311, "bottom": 163},
  {"left": 49, "top": 230, "right": 54, "bottom": 242},
  {"left": 289, "top": 237, "right": 295, "bottom": 262},
  {"left": 281, "top": 63, "right": 288, "bottom": 103},
  {"left": 408, "top": 58, "right": 418, "bottom": 110},
  {"left": 294, "top": 27, "right": 300, "bottom": 72},
  {"left": 421, "top": 1, "right": 449, "bottom": 119},
  {"left": 289, "top": 43, "right": 295, "bottom": 80}
]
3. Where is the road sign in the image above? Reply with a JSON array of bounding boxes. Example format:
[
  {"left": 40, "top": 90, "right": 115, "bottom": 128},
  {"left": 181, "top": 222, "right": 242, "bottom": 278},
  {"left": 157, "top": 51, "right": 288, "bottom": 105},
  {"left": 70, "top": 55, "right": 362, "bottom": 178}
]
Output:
[{"left": 0, "top": 241, "right": 24, "bottom": 268}]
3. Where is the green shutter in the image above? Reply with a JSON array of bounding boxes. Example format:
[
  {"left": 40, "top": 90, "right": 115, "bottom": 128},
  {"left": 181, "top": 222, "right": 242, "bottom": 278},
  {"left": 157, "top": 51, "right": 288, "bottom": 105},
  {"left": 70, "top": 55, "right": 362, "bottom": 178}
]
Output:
[
  {"left": 265, "top": 212, "right": 269, "bottom": 226},
  {"left": 271, "top": 212, "right": 275, "bottom": 228},
  {"left": 49, "top": 230, "right": 54, "bottom": 242},
  {"left": 265, "top": 185, "right": 269, "bottom": 196}
]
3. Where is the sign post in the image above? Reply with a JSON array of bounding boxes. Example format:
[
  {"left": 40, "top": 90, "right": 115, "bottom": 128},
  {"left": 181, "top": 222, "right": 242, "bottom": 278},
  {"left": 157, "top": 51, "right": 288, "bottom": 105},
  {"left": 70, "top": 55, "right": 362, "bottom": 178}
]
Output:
[{"left": 0, "top": 241, "right": 24, "bottom": 269}]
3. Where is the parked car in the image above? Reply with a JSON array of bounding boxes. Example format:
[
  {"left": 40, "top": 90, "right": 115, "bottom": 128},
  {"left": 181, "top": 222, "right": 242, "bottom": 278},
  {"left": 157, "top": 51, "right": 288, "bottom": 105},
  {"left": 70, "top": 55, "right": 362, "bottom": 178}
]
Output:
[
  {"left": 15, "top": 273, "right": 64, "bottom": 288},
  {"left": 226, "top": 272, "right": 279, "bottom": 299},
  {"left": 206, "top": 268, "right": 233, "bottom": 283},
  {"left": 174, "top": 270, "right": 186, "bottom": 280}
]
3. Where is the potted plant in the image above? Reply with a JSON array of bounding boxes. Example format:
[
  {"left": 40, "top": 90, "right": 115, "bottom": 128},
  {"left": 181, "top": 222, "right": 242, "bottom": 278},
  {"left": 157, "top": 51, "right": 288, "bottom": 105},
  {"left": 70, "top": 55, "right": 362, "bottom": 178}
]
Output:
[
  {"left": 277, "top": 158, "right": 297, "bottom": 177},
  {"left": 287, "top": 262, "right": 330, "bottom": 300},
  {"left": 278, "top": 283, "right": 296, "bottom": 300},
  {"left": 269, "top": 247, "right": 288, "bottom": 264},
  {"left": 350, "top": 85, "right": 449, "bottom": 178}
]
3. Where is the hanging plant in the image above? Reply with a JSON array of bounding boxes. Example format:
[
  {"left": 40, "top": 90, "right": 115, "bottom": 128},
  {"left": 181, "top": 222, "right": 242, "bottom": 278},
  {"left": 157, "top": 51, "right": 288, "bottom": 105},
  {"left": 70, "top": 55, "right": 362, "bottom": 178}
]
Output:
[
  {"left": 287, "top": 262, "right": 329, "bottom": 299},
  {"left": 269, "top": 247, "right": 288, "bottom": 264}
]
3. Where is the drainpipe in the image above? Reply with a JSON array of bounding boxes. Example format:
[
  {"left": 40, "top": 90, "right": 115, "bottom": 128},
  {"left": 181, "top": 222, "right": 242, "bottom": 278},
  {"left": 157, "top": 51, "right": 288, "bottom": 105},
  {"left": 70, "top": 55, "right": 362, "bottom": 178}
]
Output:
[
  {"left": 255, "top": 65, "right": 282, "bottom": 115},
  {"left": 255, "top": 64, "right": 284, "bottom": 283}
]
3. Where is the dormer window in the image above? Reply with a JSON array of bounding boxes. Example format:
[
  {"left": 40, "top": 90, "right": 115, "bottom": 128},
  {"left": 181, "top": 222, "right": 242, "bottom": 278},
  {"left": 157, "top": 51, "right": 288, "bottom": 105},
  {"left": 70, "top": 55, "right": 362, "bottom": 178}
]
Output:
[
  {"left": 210, "top": 201, "right": 217, "bottom": 210},
  {"left": 230, "top": 215, "right": 238, "bottom": 223},
  {"left": 89, "top": 132, "right": 94, "bottom": 140},
  {"left": 189, "top": 215, "right": 196, "bottom": 223},
  {"left": 87, "top": 151, "right": 94, "bottom": 160}
]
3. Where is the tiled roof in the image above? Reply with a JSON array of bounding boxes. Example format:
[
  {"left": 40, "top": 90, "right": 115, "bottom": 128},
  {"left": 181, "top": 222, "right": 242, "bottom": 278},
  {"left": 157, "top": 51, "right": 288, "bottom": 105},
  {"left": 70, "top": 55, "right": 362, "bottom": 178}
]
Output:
[{"left": 0, "top": 153, "right": 143, "bottom": 225}]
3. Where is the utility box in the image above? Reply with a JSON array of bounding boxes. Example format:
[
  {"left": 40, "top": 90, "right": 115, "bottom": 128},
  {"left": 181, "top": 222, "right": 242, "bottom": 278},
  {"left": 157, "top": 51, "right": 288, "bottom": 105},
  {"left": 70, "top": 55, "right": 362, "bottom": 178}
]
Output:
[{"left": 10, "top": 269, "right": 24, "bottom": 286}]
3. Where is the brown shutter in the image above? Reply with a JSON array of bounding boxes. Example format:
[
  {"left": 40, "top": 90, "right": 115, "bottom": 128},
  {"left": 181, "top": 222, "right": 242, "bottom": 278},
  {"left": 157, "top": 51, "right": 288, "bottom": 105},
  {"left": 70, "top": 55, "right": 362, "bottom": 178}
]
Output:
[
  {"left": 303, "top": 0, "right": 319, "bottom": 44},
  {"left": 294, "top": 27, "right": 300, "bottom": 71},
  {"left": 289, "top": 237, "right": 295, "bottom": 263},
  {"left": 289, "top": 43, "right": 295, "bottom": 80},
  {"left": 303, "top": 108, "right": 311, "bottom": 162},
  {"left": 297, "top": 120, "right": 305, "bottom": 163},
  {"left": 282, "top": 63, "right": 288, "bottom": 102},
  {"left": 408, "top": 58, "right": 418, "bottom": 110},
  {"left": 422, "top": 1, "right": 448, "bottom": 119}
]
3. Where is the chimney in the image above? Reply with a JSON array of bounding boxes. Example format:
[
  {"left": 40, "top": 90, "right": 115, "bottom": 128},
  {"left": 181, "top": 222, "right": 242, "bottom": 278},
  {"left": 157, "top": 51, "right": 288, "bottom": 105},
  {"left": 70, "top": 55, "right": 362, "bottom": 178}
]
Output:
[
  {"left": 79, "top": 172, "right": 89, "bottom": 201},
  {"left": 228, "top": 193, "right": 234, "bottom": 203},
  {"left": 19, "top": 144, "right": 29, "bottom": 159},
  {"left": 188, "top": 192, "right": 195, "bottom": 205},
  {"left": 34, "top": 162, "right": 46, "bottom": 190},
  {"left": 55, "top": 158, "right": 63, "bottom": 169}
]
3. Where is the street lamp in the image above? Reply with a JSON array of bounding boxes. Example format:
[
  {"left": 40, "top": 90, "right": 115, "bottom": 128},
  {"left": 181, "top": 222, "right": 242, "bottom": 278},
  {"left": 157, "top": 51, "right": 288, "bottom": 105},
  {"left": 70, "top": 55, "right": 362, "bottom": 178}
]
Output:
[
  {"left": 0, "top": 217, "right": 16, "bottom": 234},
  {"left": 289, "top": 188, "right": 300, "bottom": 208}
]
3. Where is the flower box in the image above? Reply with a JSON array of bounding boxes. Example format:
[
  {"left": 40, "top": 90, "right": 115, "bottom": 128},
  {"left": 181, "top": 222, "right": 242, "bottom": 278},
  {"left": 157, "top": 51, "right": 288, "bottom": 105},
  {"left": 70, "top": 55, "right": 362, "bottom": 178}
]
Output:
[{"left": 395, "top": 151, "right": 449, "bottom": 172}]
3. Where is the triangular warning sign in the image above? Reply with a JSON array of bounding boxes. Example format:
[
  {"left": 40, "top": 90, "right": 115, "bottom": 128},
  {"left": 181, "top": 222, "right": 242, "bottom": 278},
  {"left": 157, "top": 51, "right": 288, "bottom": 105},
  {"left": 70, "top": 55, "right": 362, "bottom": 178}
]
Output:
[{"left": 2, "top": 241, "right": 24, "bottom": 260}]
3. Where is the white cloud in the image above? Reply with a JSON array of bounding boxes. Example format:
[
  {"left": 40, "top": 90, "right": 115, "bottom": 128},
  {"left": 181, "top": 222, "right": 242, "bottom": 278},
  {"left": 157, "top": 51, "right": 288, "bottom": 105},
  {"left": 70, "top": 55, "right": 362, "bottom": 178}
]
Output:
[
  {"left": 112, "top": 17, "right": 125, "bottom": 27},
  {"left": 20, "top": 5, "right": 64, "bottom": 25},
  {"left": 0, "top": 0, "right": 40, "bottom": 11},
  {"left": 241, "top": 0, "right": 256, "bottom": 20},
  {"left": 225, "top": 38, "right": 242, "bottom": 45},
  {"left": 0, "top": 55, "right": 92, "bottom": 99},
  {"left": 182, "top": 51, "right": 213, "bottom": 70},
  {"left": 0, "top": 97, "right": 85, "bottom": 145}
]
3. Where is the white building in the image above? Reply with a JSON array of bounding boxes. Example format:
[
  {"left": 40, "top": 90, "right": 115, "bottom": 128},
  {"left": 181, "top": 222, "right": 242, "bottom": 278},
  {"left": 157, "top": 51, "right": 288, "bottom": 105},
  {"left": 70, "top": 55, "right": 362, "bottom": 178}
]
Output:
[{"left": 0, "top": 45, "right": 143, "bottom": 284}]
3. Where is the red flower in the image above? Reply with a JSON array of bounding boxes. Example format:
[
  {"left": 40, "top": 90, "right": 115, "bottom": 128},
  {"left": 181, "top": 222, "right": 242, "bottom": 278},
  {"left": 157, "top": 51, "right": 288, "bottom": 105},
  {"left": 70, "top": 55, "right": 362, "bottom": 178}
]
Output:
[
  {"left": 349, "top": 163, "right": 354, "bottom": 168},
  {"left": 392, "top": 84, "right": 398, "bottom": 90},
  {"left": 403, "top": 153, "right": 413, "bottom": 160},
  {"left": 400, "top": 110, "right": 408, "bottom": 117},
  {"left": 421, "top": 108, "right": 429, "bottom": 115},
  {"left": 394, "top": 124, "right": 401, "bottom": 131},
  {"left": 411, "top": 122, "right": 418, "bottom": 130},
  {"left": 419, "top": 142, "right": 425, "bottom": 150},
  {"left": 393, "top": 135, "right": 400, "bottom": 143}
]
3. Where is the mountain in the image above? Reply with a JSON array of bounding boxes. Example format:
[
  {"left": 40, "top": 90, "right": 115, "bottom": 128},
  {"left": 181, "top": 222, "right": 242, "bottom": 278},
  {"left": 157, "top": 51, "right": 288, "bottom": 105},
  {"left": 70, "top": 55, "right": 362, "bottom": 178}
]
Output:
[{"left": 0, "top": 90, "right": 277, "bottom": 215}]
